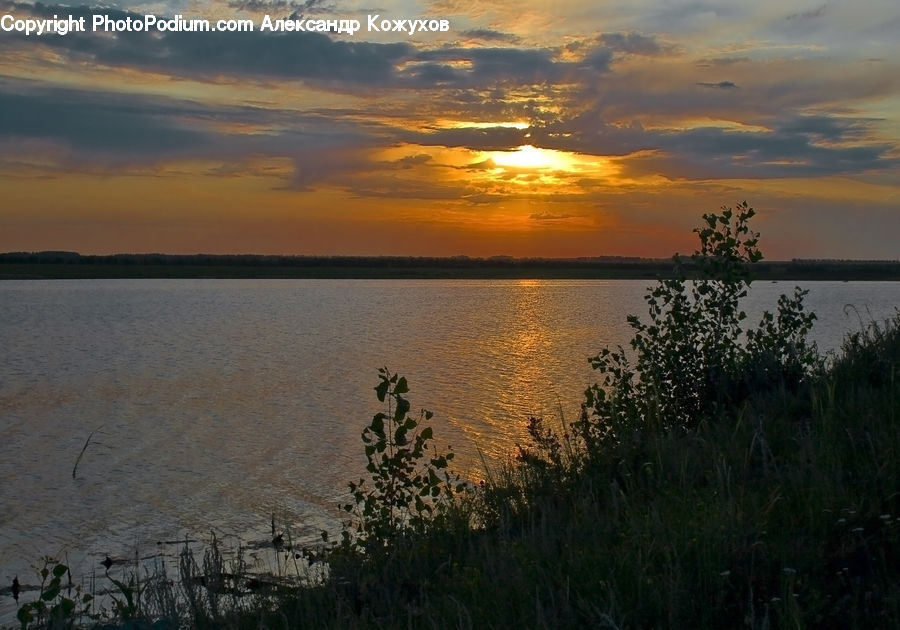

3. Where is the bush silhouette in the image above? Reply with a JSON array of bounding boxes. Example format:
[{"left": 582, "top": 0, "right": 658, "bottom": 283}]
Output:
[{"left": 574, "top": 201, "right": 819, "bottom": 451}]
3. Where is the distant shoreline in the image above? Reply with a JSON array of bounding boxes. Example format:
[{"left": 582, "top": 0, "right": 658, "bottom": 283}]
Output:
[{"left": 2, "top": 253, "right": 900, "bottom": 280}]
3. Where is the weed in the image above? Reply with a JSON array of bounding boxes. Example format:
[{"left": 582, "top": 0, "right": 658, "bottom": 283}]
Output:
[{"left": 340, "top": 367, "right": 468, "bottom": 555}]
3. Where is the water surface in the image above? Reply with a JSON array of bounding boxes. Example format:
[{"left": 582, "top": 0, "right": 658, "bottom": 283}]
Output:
[{"left": 1, "top": 279, "right": 898, "bottom": 602}]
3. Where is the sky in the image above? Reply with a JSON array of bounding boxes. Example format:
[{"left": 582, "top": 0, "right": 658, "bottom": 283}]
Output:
[{"left": 0, "top": 0, "right": 898, "bottom": 259}]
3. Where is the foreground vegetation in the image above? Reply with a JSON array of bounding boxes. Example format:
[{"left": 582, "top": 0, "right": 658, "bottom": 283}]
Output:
[{"left": 9, "top": 203, "right": 900, "bottom": 628}]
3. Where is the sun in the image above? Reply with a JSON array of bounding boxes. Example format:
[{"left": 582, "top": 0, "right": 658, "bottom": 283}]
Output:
[{"left": 488, "top": 145, "right": 574, "bottom": 170}]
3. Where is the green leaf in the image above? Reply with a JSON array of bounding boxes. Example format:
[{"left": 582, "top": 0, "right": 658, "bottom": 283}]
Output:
[
  {"left": 52, "top": 564, "right": 68, "bottom": 579},
  {"left": 420, "top": 426, "right": 433, "bottom": 441},
  {"left": 41, "top": 585, "right": 60, "bottom": 602},
  {"left": 374, "top": 379, "right": 389, "bottom": 402},
  {"left": 371, "top": 413, "right": 385, "bottom": 436},
  {"left": 394, "top": 376, "right": 409, "bottom": 394},
  {"left": 394, "top": 397, "right": 410, "bottom": 422},
  {"left": 17, "top": 606, "right": 34, "bottom": 625}
]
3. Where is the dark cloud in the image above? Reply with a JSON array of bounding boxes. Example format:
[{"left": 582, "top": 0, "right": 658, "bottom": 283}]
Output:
[
  {"left": 0, "top": 85, "right": 210, "bottom": 159},
  {"left": 391, "top": 154, "right": 433, "bottom": 168},
  {"left": 0, "top": 3, "right": 599, "bottom": 91},
  {"left": 697, "top": 81, "right": 738, "bottom": 89},
  {"left": 786, "top": 4, "right": 828, "bottom": 21},
  {"left": 0, "top": 78, "right": 388, "bottom": 179},
  {"left": 401, "top": 62, "right": 467, "bottom": 84},
  {"left": 581, "top": 47, "right": 614, "bottom": 72},
  {"left": 641, "top": 123, "right": 895, "bottom": 178},
  {"left": 776, "top": 3, "right": 831, "bottom": 37},
  {"left": 461, "top": 28, "right": 521, "bottom": 43},
  {"left": 404, "top": 125, "right": 528, "bottom": 151},
  {"left": 775, "top": 115, "right": 869, "bottom": 141},
  {"left": 0, "top": 3, "right": 412, "bottom": 85},
  {"left": 598, "top": 31, "right": 664, "bottom": 56},
  {"left": 531, "top": 109, "right": 895, "bottom": 178},
  {"left": 532, "top": 118, "right": 652, "bottom": 157}
]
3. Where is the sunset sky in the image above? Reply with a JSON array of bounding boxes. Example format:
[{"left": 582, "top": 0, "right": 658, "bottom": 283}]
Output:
[{"left": 0, "top": 0, "right": 898, "bottom": 258}]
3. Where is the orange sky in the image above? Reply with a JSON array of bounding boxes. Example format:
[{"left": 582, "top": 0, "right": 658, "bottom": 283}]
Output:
[{"left": 1, "top": 0, "right": 898, "bottom": 258}]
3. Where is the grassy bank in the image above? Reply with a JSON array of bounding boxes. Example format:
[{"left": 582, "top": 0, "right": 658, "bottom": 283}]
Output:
[
  {"left": 9, "top": 204, "right": 899, "bottom": 629},
  {"left": 293, "top": 313, "right": 898, "bottom": 629}
]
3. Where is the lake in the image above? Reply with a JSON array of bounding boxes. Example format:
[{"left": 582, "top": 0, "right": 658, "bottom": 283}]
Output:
[{"left": 1, "top": 278, "right": 898, "bottom": 604}]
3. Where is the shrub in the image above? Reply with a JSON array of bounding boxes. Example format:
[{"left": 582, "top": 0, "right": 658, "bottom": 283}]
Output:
[
  {"left": 576, "top": 202, "right": 819, "bottom": 452},
  {"left": 340, "top": 367, "right": 466, "bottom": 555},
  {"left": 15, "top": 559, "right": 94, "bottom": 630}
]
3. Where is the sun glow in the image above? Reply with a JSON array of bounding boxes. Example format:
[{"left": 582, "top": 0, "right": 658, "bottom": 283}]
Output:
[{"left": 488, "top": 145, "right": 574, "bottom": 170}]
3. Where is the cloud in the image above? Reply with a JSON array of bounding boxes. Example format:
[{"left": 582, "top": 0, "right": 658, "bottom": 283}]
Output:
[
  {"left": 391, "top": 154, "right": 434, "bottom": 168},
  {"left": 228, "top": 0, "right": 338, "bottom": 15},
  {"left": 697, "top": 81, "right": 739, "bottom": 89},
  {"left": 0, "top": 3, "right": 413, "bottom": 86},
  {"left": 460, "top": 28, "right": 521, "bottom": 43},
  {"left": 696, "top": 56, "right": 751, "bottom": 67},
  {"left": 402, "top": 126, "right": 528, "bottom": 152},
  {"left": 634, "top": 1, "right": 746, "bottom": 33},
  {"left": 1, "top": 0, "right": 897, "bottom": 192},
  {"left": 581, "top": 47, "right": 614, "bottom": 72},
  {"left": 411, "top": 46, "right": 590, "bottom": 86},
  {"left": 531, "top": 103, "right": 897, "bottom": 179},
  {"left": 529, "top": 212, "right": 576, "bottom": 220},
  {"left": 0, "top": 3, "right": 604, "bottom": 92},
  {"left": 775, "top": 115, "right": 869, "bottom": 141},
  {"left": 0, "top": 77, "right": 391, "bottom": 182},
  {"left": 786, "top": 4, "right": 828, "bottom": 21},
  {"left": 0, "top": 84, "right": 211, "bottom": 161},
  {"left": 598, "top": 31, "right": 665, "bottom": 56},
  {"left": 621, "top": 122, "right": 897, "bottom": 179}
]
